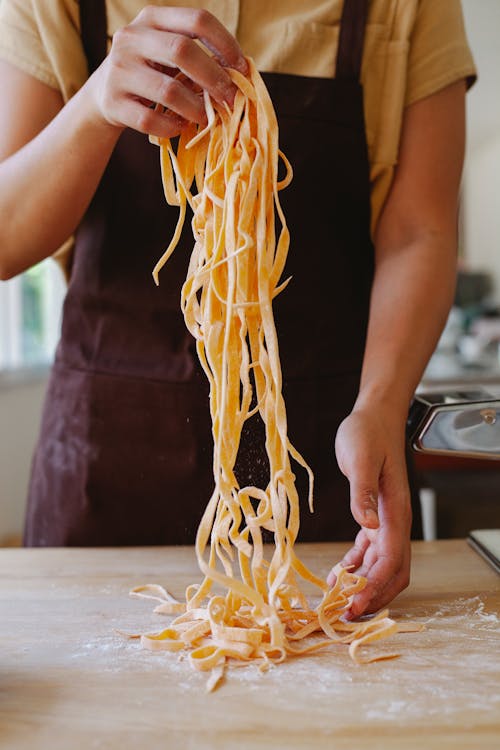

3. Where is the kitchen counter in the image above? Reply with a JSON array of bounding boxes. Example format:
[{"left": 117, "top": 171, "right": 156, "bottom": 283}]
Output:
[{"left": 1, "top": 540, "right": 499, "bottom": 750}]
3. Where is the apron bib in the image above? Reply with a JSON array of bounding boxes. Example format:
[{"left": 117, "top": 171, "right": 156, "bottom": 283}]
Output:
[{"left": 24, "top": 0, "right": 419, "bottom": 546}]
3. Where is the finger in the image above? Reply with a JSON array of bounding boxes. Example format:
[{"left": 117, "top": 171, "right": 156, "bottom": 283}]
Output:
[
  {"left": 116, "top": 98, "right": 187, "bottom": 139},
  {"left": 337, "top": 529, "right": 369, "bottom": 568},
  {"left": 133, "top": 6, "right": 248, "bottom": 73},
  {"left": 348, "top": 570, "right": 408, "bottom": 619},
  {"left": 126, "top": 66, "right": 206, "bottom": 123},
  {"left": 346, "top": 484, "right": 411, "bottom": 618},
  {"left": 346, "top": 553, "right": 410, "bottom": 619},
  {"left": 326, "top": 533, "right": 370, "bottom": 587},
  {"left": 327, "top": 529, "right": 372, "bottom": 588},
  {"left": 113, "top": 25, "right": 237, "bottom": 107},
  {"left": 143, "top": 28, "right": 237, "bottom": 106},
  {"left": 148, "top": 61, "right": 180, "bottom": 78},
  {"left": 349, "top": 540, "right": 379, "bottom": 581}
]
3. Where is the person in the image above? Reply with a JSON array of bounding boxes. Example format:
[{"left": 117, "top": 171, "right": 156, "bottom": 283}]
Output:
[{"left": 0, "top": 1, "right": 475, "bottom": 619}]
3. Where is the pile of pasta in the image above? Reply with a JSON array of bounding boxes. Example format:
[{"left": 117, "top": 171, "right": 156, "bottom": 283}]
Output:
[{"left": 124, "top": 59, "right": 419, "bottom": 691}]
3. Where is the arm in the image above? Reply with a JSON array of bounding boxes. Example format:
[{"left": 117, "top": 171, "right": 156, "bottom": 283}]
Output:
[
  {"left": 328, "top": 79, "right": 466, "bottom": 616},
  {"left": 0, "top": 6, "right": 247, "bottom": 280}
]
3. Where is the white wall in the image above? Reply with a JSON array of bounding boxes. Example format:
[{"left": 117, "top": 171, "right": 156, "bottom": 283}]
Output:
[
  {"left": 461, "top": 0, "right": 500, "bottom": 301},
  {"left": 0, "top": 377, "right": 47, "bottom": 543}
]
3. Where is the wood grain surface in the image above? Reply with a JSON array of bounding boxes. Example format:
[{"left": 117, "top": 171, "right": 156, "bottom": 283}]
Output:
[{"left": 0, "top": 540, "right": 499, "bottom": 750}]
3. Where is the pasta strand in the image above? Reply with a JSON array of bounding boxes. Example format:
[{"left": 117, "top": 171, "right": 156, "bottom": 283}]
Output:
[{"left": 128, "top": 59, "right": 422, "bottom": 689}]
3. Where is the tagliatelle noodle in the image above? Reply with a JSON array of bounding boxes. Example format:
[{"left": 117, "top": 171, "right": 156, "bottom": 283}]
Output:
[{"left": 124, "top": 59, "right": 423, "bottom": 690}]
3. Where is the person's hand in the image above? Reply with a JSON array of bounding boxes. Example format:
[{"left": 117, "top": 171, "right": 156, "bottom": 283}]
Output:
[
  {"left": 87, "top": 6, "right": 248, "bottom": 138},
  {"left": 327, "top": 405, "right": 412, "bottom": 618}
]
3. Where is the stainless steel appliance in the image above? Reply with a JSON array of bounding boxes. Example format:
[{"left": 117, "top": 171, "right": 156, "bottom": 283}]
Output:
[{"left": 408, "top": 388, "right": 500, "bottom": 460}]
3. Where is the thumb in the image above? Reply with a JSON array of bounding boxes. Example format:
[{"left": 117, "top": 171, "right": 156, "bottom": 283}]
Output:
[
  {"left": 349, "top": 481, "right": 380, "bottom": 529},
  {"left": 339, "top": 450, "right": 380, "bottom": 528},
  {"left": 335, "top": 414, "right": 382, "bottom": 529}
]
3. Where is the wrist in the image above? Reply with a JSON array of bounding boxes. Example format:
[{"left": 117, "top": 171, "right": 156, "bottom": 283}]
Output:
[{"left": 353, "top": 383, "right": 412, "bottom": 428}]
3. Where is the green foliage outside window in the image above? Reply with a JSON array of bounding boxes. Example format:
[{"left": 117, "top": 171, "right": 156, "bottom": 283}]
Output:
[{"left": 21, "top": 264, "right": 46, "bottom": 365}]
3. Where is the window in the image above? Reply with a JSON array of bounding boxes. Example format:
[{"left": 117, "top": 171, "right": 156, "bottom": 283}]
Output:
[{"left": 0, "top": 259, "right": 66, "bottom": 371}]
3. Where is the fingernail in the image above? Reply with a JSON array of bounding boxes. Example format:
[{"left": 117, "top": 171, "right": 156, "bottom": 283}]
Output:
[
  {"left": 364, "top": 508, "right": 379, "bottom": 527},
  {"left": 216, "top": 82, "right": 236, "bottom": 106},
  {"left": 236, "top": 57, "right": 249, "bottom": 75},
  {"left": 225, "top": 88, "right": 236, "bottom": 105},
  {"left": 326, "top": 571, "right": 336, "bottom": 587}
]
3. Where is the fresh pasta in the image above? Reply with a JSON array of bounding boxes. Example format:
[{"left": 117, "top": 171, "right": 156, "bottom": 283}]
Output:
[{"left": 124, "top": 59, "right": 421, "bottom": 690}]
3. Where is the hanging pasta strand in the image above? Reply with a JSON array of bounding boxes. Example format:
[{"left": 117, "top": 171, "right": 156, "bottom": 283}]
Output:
[{"left": 126, "top": 59, "right": 422, "bottom": 690}]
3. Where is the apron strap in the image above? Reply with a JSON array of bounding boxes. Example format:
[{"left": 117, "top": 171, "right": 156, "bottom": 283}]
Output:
[
  {"left": 79, "top": 0, "right": 367, "bottom": 82},
  {"left": 336, "top": 0, "right": 369, "bottom": 81},
  {"left": 79, "top": 0, "right": 108, "bottom": 75}
]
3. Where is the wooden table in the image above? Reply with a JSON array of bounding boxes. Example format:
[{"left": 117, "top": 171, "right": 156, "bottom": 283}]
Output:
[{"left": 1, "top": 540, "right": 499, "bottom": 750}]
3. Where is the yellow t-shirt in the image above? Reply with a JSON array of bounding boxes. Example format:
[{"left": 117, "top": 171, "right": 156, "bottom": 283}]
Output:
[{"left": 0, "top": 0, "right": 476, "bottom": 274}]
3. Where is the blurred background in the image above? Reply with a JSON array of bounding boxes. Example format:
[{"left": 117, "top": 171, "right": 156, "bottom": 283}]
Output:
[{"left": 0, "top": 0, "right": 499, "bottom": 545}]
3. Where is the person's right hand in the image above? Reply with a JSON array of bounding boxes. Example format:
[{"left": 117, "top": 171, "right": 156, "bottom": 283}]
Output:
[{"left": 88, "top": 6, "right": 248, "bottom": 139}]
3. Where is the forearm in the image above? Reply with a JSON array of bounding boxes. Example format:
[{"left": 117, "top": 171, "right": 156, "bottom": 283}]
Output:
[
  {"left": 332, "top": 82, "right": 466, "bottom": 614},
  {"left": 0, "top": 80, "right": 122, "bottom": 280},
  {"left": 354, "top": 81, "right": 465, "bottom": 422},
  {"left": 355, "top": 230, "right": 457, "bottom": 420},
  {"left": 0, "top": 7, "right": 247, "bottom": 281}
]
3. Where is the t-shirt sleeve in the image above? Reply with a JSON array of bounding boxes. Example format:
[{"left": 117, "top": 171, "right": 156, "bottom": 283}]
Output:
[
  {"left": 405, "top": 0, "right": 477, "bottom": 106},
  {"left": 0, "top": 0, "right": 59, "bottom": 89}
]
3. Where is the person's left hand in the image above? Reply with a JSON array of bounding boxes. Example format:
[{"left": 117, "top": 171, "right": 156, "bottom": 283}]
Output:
[{"left": 327, "top": 405, "right": 412, "bottom": 619}]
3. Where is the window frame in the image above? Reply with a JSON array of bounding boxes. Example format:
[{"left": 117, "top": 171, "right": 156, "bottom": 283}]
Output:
[{"left": 0, "top": 259, "right": 66, "bottom": 373}]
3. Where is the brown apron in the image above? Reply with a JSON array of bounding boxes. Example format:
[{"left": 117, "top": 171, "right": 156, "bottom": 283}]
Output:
[{"left": 24, "top": 0, "right": 420, "bottom": 546}]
